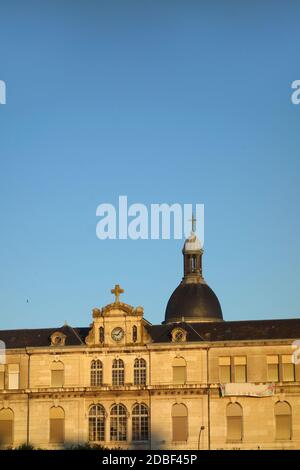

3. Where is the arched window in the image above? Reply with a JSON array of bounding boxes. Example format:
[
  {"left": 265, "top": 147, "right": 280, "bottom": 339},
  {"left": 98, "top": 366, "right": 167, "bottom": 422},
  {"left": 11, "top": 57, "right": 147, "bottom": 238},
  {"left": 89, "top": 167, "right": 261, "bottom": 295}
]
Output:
[
  {"left": 91, "top": 360, "right": 103, "bottom": 386},
  {"left": 275, "top": 401, "right": 292, "bottom": 440},
  {"left": 227, "top": 403, "right": 243, "bottom": 441},
  {"left": 132, "top": 404, "right": 149, "bottom": 441},
  {"left": 132, "top": 325, "right": 137, "bottom": 343},
  {"left": 99, "top": 327, "right": 104, "bottom": 344},
  {"left": 0, "top": 408, "right": 13, "bottom": 446},
  {"left": 51, "top": 361, "right": 64, "bottom": 387},
  {"left": 134, "top": 358, "right": 147, "bottom": 385},
  {"left": 49, "top": 407, "right": 65, "bottom": 444},
  {"left": 172, "top": 357, "right": 186, "bottom": 384},
  {"left": 110, "top": 404, "right": 127, "bottom": 441},
  {"left": 112, "top": 359, "right": 124, "bottom": 386},
  {"left": 89, "top": 404, "right": 106, "bottom": 442},
  {"left": 172, "top": 403, "right": 188, "bottom": 442}
]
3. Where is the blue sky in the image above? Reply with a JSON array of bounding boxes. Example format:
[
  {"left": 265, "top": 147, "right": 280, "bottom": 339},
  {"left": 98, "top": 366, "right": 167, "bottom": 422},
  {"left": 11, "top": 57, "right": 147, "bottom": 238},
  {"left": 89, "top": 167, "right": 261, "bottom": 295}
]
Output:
[{"left": 0, "top": 0, "right": 300, "bottom": 329}]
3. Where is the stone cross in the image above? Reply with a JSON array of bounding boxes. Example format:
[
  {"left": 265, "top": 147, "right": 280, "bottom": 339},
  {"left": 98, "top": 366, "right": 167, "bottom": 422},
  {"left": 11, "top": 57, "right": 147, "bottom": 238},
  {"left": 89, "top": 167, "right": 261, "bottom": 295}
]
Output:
[
  {"left": 111, "top": 284, "right": 124, "bottom": 303},
  {"left": 189, "top": 213, "right": 197, "bottom": 233}
]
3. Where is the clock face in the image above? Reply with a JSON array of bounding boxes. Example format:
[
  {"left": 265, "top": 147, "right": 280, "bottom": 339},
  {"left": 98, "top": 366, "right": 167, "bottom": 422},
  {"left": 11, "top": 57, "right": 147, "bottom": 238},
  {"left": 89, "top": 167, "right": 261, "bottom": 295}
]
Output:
[
  {"left": 111, "top": 327, "right": 125, "bottom": 342},
  {"left": 174, "top": 330, "right": 184, "bottom": 342}
]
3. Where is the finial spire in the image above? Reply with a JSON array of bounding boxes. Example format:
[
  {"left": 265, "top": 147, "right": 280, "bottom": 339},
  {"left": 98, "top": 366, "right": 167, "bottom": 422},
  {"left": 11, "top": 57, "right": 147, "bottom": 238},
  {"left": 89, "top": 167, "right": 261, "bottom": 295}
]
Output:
[
  {"left": 189, "top": 213, "right": 197, "bottom": 233},
  {"left": 111, "top": 284, "right": 124, "bottom": 303}
]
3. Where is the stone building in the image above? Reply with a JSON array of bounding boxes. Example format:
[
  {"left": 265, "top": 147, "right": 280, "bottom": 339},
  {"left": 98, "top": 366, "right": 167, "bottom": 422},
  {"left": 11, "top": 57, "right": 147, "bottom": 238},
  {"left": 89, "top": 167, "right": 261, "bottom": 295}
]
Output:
[{"left": 0, "top": 231, "right": 300, "bottom": 449}]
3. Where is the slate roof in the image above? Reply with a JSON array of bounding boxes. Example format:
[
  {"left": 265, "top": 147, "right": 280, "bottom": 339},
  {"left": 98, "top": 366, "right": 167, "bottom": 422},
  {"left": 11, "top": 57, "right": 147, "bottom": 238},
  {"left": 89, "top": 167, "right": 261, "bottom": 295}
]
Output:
[
  {"left": 0, "top": 319, "right": 300, "bottom": 349},
  {"left": 0, "top": 325, "right": 89, "bottom": 349},
  {"left": 147, "top": 319, "right": 300, "bottom": 343}
]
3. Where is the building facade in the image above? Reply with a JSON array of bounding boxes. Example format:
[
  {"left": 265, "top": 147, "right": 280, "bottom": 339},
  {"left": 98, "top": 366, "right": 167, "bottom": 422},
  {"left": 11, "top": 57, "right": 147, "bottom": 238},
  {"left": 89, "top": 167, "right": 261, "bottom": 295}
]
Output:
[{"left": 0, "top": 232, "right": 300, "bottom": 449}]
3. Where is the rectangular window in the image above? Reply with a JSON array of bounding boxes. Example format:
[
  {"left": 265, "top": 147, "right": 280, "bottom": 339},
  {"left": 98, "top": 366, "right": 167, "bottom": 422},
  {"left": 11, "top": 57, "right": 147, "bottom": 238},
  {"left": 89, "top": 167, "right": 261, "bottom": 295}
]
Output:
[
  {"left": 91, "top": 369, "right": 103, "bottom": 386},
  {"left": 282, "top": 355, "right": 295, "bottom": 382},
  {"left": 112, "top": 369, "right": 124, "bottom": 386},
  {"left": 173, "top": 366, "right": 186, "bottom": 384},
  {"left": 267, "top": 355, "right": 279, "bottom": 382},
  {"left": 51, "top": 370, "right": 64, "bottom": 387},
  {"left": 0, "top": 365, "right": 5, "bottom": 390},
  {"left": 219, "top": 357, "right": 231, "bottom": 383},
  {"left": 8, "top": 364, "right": 19, "bottom": 390},
  {"left": 50, "top": 419, "right": 64, "bottom": 443},
  {"left": 89, "top": 417, "right": 105, "bottom": 442},
  {"left": 234, "top": 357, "right": 247, "bottom": 383}
]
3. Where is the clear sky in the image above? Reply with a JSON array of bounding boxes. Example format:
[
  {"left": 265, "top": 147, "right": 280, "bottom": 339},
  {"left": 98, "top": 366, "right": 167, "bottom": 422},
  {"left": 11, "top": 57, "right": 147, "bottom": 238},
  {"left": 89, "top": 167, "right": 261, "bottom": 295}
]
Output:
[{"left": 0, "top": 1, "right": 300, "bottom": 329}]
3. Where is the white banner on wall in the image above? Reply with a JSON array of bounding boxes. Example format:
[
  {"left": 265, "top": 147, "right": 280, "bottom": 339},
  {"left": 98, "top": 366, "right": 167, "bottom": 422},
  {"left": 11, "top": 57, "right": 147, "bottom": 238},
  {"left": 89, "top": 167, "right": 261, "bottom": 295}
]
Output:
[{"left": 220, "top": 383, "right": 275, "bottom": 397}]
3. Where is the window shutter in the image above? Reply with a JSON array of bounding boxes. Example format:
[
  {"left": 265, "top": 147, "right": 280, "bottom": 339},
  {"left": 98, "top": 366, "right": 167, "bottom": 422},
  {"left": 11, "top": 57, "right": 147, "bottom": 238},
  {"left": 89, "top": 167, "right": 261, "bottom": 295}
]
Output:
[
  {"left": 282, "top": 356, "right": 295, "bottom": 382},
  {"left": 227, "top": 403, "right": 243, "bottom": 441},
  {"left": 219, "top": 357, "right": 231, "bottom": 383},
  {"left": 227, "top": 416, "right": 242, "bottom": 441},
  {"left": 51, "top": 370, "right": 64, "bottom": 387},
  {"left": 173, "top": 366, "right": 186, "bottom": 384},
  {"left": 275, "top": 402, "right": 292, "bottom": 440},
  {"left": 8, "top": 364, "right": 19, "bottom": 390},
  {"left": 234, "top": 357, "right": 247, "bottom": 383},
  {"left": 172, "top": 416, "right": 188, "bottom": 441},
  {"left": 0, "top": 409, "right": 13, "bottom": 445},
  {"left": 0, "top": 420, "right": 13, "bottom": 445},
  {"left": 268, "top": 364, "right": 279, "bottom": 381},
  {"left": 267, "top": 356, "right": 279, "bottom": 381},
  {"left": 276, "top": 415, "right": 291, "bottom": 440},
  {"left": 172, "top": 404, "right": 188, "bottom": 442},
  {"left": 234, "top": 365, "right": 246, "bottom": 383},
  {"left": 50, "top": 419, "right": 64, "bottom": 443}
]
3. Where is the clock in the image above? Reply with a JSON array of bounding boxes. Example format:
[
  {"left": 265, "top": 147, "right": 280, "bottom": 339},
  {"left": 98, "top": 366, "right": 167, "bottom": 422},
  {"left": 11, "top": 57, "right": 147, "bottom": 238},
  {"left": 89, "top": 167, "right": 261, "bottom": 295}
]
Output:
[
  {"left": 174, "top": 330, "right": 184, "bottom": 342},
  {"left": 111, "top": 327, "right": 125, "bottom": 342}
]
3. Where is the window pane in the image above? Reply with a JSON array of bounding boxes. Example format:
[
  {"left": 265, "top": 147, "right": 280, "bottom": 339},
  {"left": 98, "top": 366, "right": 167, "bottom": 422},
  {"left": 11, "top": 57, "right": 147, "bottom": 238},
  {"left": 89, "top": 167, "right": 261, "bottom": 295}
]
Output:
[
  {"left": 172, "top": 416, "right": 188, "bottom": 441},
  {"left": 112, "top": 360, "right": 124, "bottom": 386},
  {"left": 89, "top": 416, "right": 105, "bottom": 441},
  {"left": 110, "top": 405, "right": 127, "bottom": 441},
  {"left": 132, "top": 405, "right": 149, "bottom": 441},
  {"left": 91, "top": 361, "right": 103, "bottom": 386},
  {"left": 134, "top": 360, "right": 146, "bottom": 385}
]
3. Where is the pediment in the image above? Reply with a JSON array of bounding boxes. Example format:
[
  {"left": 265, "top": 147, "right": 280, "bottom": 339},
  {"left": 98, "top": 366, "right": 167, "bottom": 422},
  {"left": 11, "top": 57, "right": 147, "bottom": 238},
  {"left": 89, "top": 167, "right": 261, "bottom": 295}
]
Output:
[{"left": 93, "top": 303, "right": 144, "bottom": 317}]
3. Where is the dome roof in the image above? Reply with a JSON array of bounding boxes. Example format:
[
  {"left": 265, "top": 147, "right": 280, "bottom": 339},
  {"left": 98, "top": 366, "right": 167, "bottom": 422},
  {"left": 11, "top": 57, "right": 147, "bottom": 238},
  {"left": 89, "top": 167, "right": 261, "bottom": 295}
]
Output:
[{"left": 164, "top": 282, "right": 223, "bottom": 323}]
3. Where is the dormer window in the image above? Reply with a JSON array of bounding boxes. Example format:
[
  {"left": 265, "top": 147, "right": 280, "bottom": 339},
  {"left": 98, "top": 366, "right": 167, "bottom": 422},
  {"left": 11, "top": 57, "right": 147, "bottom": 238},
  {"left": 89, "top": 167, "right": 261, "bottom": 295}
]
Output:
[
  {"left": 50, "top": 332, "right": 66, "bottom": 347},
  {"left": 171, "top": 328, "right": 187, "bottom": 343}
]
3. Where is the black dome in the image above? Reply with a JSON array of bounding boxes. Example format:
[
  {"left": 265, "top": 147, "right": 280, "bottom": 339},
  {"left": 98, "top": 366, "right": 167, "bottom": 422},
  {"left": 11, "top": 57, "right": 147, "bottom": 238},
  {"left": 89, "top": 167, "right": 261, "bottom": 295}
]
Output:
[{"left": 164, "top": 282, "right": 223, "bottom": 323}]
